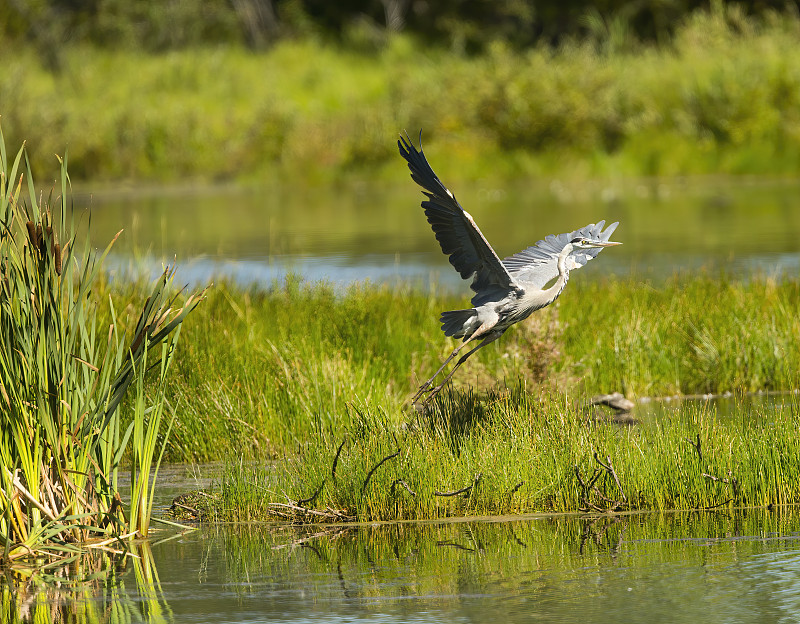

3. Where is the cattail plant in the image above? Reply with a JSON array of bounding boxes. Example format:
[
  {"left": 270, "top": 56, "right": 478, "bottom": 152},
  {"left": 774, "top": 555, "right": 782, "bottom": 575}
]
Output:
[{"left": 0, "top": 128, "right": 205, "bottom": 568}]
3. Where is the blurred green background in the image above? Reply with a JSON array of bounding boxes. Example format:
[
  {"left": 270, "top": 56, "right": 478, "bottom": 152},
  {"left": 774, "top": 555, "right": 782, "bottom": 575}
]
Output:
[{"left": 3, "top": 1, "right": 800, "bottom": 184}]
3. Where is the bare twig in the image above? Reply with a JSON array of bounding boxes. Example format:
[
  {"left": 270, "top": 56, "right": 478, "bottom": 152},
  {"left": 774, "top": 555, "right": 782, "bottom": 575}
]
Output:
[
  {"left": 595, "top": 453, "right": 626, "bottom": 502},
  {"left": 508, "top": 481, "right": 524, "bottom": 495},
  {"left": 435, "top": 473, "right": 482, "bottom": 497},
  {"left": 361, "top": 450, "right": 400, "bottom": 494},
  {"left": 331, "top": 437, "right": 347, "bottom": 482},
  {"left": 171, "top": 502, "right": 198, "bottom": 516},
  {"left": 269, "top": 502, "right": 355, "bottom": 522},
  {"left": 702, "top": 472, "right": 739, "bottom": 497},
  {"left": 684, "top": 433, "right": 702, "bottom": 462},
  {"left": 576, "top": 455, "right": 626, "bottom": 513},
  {"left": 390, "top": 479, "right": 416, "bottom": 497},
  {"left": 296, "top": 480, "right": 324, "bottom": 506},
  {"left": 698, "top": 498, "right": 734, "bottom": 510}
]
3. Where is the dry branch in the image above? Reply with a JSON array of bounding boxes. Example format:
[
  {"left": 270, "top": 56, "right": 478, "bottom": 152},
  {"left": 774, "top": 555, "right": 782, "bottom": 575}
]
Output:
[
  {"left": 269, "top": 502, "right": 355, "bottom": 522},
  {"left": 361, "top": 450, "right": 400, "bottom": 494},
  {"left": 595, "top": 453, "right": 626, "bottom": 502},
  {"left": 702, "top": 471, "right": 739, "bottom": 497},
  {"left": 296, "top": 481, "right": 324, "bottom": 506},
  {"left": 575, "top": 454, "right": 626, "bottom": 512},
  {"left": 331, "top": 437, "right": 347, "bottom": 482},
  {"left": 435, "top": 473, "right": 482, "bottom": 497},
  {"left": 684, "top": 433, "right": 703, "bottom": 462},
  {"left": 390, "top": 479, "right": 416, "bottom": 497},
  {"left": 508, "top": 481, "right": 524, "bottom": 495}
]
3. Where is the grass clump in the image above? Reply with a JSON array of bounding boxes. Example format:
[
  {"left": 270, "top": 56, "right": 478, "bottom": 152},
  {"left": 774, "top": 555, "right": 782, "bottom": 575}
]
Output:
[
  {"left": 154, "top": 273, "right": 800, "bottom": 522},
  {"left": 159, "top": 274, "right": 800, "bottom": 464},
  {"left": 558, "top": 274, "right": 800, "bottom": 396},
  {"left": 0, "top": 133, "right": 204, "bottom": 569},
  {"left": 208, "top": 387, "right": 800, "bottom": 522}
]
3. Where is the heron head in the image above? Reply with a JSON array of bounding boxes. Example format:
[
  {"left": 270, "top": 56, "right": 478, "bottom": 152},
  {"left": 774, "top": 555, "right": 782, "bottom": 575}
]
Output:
[{"left": 569, "top": 236, "right": 622, "bottom": 250}]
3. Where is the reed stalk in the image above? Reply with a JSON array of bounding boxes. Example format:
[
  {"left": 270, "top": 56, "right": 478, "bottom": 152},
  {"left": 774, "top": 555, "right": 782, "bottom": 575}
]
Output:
[{"left": 0, "top": 128, "right": 204, "bottom": 569}]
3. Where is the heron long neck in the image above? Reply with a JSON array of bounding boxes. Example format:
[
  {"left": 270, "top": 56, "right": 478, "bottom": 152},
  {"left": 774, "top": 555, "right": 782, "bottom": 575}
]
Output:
[{"left": 541, "top": 243, "right": 573, "bottom": 306}]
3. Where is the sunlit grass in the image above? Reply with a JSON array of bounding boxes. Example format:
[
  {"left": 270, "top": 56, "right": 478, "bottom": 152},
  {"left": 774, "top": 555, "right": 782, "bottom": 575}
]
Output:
[
  {"left": 146, "top": 269, "right": 800, "bottom": 519},
  {"left": 158, "top": 274, "right": 800, "bottom": 464},
  {"left": 205, "top": 387, "right": 800, "bottom": 521},
  {"left": 0, "top": 132, "right": 204, "bottom": 570}
]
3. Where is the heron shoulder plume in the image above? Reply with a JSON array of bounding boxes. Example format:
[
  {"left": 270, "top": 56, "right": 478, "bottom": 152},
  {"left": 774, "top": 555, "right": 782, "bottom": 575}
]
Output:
[{"left": 398, "top": 131, "right": 621, "bottom": 406}]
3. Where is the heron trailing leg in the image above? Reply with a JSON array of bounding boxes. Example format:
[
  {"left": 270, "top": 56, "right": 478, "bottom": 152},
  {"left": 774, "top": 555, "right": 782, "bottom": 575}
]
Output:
[
  {"left": 411, "top": 332, "right": 481, "bottom": 403},
  {"left": 411, "top": 321, "right": 495, "bottom": 403},
  {"left": 412, "top": 330, "right": 503, "bottom": 405}
]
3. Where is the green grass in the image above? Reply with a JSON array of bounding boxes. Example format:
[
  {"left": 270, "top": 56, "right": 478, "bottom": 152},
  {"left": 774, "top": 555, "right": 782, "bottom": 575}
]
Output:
[
  {"left": 125, "top": 273, "right": 800, "bottom": 521},
  {"left": 0, "top": 134, "right": 203, "bottom": 569},
  {"left": 155, "top": 275, "right": 800, "bottom": 464},
  {"left": 203, "top": 387, "right": 800, "bottom": 522},
  {"left": 5, "top": 6, "right": 800, "bottom": 184}
]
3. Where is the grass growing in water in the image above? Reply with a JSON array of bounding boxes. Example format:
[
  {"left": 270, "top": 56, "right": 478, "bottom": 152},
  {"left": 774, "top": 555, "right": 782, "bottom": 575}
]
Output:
[
  {"left": 161, "top": 275, "right": 800, "bottom": 464},
  {"left": 0, "top": 134, "right": 204, "bottom": 569},
  {"left": 204, "top": 387, "right": 800, "bottom": 522},
  {"left": 149, "top": 275, "right": 800, "bottom": 521}
]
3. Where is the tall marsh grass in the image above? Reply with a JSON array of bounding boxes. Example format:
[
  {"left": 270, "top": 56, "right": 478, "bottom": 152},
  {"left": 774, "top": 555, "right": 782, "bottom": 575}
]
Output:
[
  {"left": 0, "top": 133, "right": 204, "bottom": 568},
  {"left": 208, "top": 387, "right": 800, "bottom": 522}
]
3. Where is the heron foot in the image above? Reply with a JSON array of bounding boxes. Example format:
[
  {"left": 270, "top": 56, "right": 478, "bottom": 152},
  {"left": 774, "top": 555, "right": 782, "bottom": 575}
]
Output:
[
  {"left": 411, "top": 379, "right": 449, "bottom": 406},
  {"left": 410, "top": 377, "right": 438, "bottom": 403}
]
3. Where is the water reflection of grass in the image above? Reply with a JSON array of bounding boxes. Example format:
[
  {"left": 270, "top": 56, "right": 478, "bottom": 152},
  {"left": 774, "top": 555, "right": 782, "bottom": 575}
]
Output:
[
  {"left": 202, "top": 507, "right": 800, "bottom": 603},
  {"left": 1, "top": 541, "right": 173, "bottom": 624}
]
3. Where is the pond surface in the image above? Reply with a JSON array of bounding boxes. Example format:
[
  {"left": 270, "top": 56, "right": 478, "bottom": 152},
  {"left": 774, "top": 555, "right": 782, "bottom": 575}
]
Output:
[
  {"left": 6, "top": 508, "right": 800, "bottom": 623},
  {"left": 77, "top": 176, "right": 800, "bottom": 289}
]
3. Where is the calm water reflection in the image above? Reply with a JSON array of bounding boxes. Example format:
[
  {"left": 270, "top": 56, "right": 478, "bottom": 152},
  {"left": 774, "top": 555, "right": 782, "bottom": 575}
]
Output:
[
  {"left": 78, "top": 177, "right": 800, "bottom": 288},
  {"left": 6, "top": 509, "right": 800, "bottom": 623}
]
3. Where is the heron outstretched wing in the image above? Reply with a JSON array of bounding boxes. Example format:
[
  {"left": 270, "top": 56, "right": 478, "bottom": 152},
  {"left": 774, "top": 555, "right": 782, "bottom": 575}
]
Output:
[
  {"left": 503, "top": 221, "right": 619, "bottom": 289},
  {"left": 398, "top": 133, "right": 516, "bottom": 296}
]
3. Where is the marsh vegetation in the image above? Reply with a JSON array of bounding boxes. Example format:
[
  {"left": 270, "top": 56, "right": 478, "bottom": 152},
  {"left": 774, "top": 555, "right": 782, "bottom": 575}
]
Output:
[
  {"left": 137, "top": 273, "right": 799, "bottom": 523},
  {"left": 0, "top": 134, "right": 204, "bottom": 569},
  {"left": 3, "top": 3, "right": 800, "bottom": 594}
]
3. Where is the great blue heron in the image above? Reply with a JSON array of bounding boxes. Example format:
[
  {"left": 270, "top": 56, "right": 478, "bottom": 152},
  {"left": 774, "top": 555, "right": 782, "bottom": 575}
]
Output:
[{"left": 398, "top": 133, "right": 621, "bottom": 404}]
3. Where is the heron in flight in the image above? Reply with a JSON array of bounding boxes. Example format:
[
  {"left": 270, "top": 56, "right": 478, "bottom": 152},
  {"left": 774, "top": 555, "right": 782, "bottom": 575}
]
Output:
[{"left": 398, "top": 133, "right": 621, "bottom": 405}]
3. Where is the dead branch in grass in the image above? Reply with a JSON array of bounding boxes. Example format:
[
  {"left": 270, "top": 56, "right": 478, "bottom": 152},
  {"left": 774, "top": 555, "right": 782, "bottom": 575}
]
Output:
[
  {"left": 435, "top": 473, "right": 482, "bottom": 498},
  {"left": 361, "top": 450, "right": 400, "bottom": 495},
  {"left": 390, "top": 479, "right": 416, "bottom": 497}
]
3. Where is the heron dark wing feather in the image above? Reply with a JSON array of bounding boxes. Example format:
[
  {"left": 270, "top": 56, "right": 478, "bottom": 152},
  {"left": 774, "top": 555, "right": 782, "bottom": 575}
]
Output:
[{"left": 398, "top": 133, "right": 515, "bottom": 294}]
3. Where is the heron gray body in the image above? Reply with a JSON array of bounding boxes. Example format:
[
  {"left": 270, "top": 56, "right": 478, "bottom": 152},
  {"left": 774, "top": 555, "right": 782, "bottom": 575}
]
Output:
[{"left": 398, "top": 133, "right": 621, "bottom": 404}]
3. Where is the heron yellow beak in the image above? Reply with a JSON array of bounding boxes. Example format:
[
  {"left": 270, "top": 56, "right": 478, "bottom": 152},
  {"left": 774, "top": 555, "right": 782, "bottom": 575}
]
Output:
[{"left": 595, "top": 241, "right": 622, "bottom": 247}]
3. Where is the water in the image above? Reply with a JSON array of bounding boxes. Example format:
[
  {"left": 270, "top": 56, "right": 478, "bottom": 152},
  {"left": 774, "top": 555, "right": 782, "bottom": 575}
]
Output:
[
  {"left": 6, "top": 508, "right": 800, "bottom": 623},
  {"left": 77, "top": 176, "right": 800, "bottom": 289}
]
